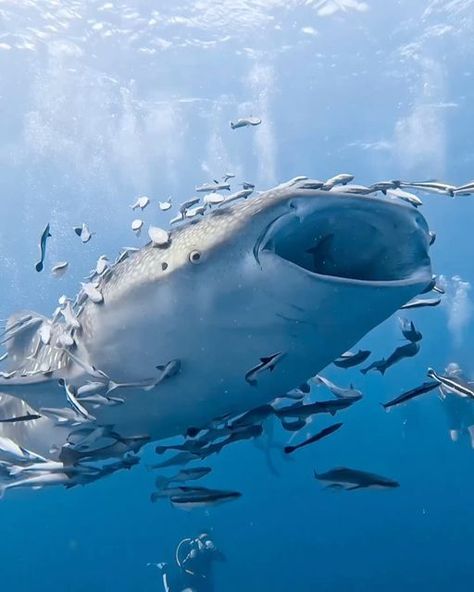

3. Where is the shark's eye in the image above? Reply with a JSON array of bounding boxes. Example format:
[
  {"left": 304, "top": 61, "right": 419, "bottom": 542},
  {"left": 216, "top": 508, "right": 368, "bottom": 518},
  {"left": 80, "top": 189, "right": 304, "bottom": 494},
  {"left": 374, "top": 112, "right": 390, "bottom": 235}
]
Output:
[{"left": 189, "top": 250, "right": 201, "bottom": 264}]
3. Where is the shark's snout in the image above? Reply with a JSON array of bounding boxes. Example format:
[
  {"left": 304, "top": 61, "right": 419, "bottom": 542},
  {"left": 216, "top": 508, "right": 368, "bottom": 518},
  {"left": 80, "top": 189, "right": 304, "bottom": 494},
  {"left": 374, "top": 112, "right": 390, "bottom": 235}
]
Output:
[{"left": 259, "top": 191, "right": 432, "bottom": 289}]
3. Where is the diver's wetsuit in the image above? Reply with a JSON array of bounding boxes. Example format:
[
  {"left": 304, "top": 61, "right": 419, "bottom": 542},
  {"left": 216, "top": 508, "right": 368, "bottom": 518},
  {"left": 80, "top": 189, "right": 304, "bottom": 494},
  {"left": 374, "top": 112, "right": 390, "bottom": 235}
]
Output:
[
  {"left": 160, "top": 537, "right": 225, "bottom": 592},
  {"left": 440, "top": 365, "right": 474, "bottom": 444}
]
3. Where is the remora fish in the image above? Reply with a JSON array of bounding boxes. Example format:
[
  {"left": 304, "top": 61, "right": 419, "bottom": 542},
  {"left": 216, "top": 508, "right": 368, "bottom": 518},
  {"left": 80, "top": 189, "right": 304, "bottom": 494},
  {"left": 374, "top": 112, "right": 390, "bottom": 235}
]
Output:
[
  {"left": 314, "top": 375, "right": 362, "bottom": 399},
  {"left": 398, "top": 318, "right": 422, "bottom": 343},
  {"left": 245, "top": 353, "right": 285, "bottom": 386},
  {"left": 170, "top": 488, "right": 241, "bottom": 509},
  {"left": 363, "top": 342, "right": 420, "bottom": 375},
  {"left": 0, "top": 178, "right": 433, "bottom": 474},
  {"left": 51, "top": 261, "right": 69, "bottom": 278},
  {"left": 74, "top": 223, "right": 93, "bottom": 243},
  {"left": 322, "top": 173, "right": 354, "bottom": 190},
  {"left": 400, "top": 297, "right": 441, "bottom": 309},
  {"left": 284, "top": 422, "right": 343, "bottom": 454},
  {"left": 401, "top": 181, "right": 455, "bottom": 196},
  {"left": 196, "top": 183, "right": 230, "bottom": 193},
  {"left": 333, "top": 350, "right": 370, "bottom": 369},
  {"left": 276, "top": 397, "right": 360, "bottom": 419},
  {"left": 0, "top": 413, "right": 41, "bottom": 423},
  {"left": 0, "top": 472, "right": 74, "bottom": 498},
  {"left": 155, "top": 466, "right": 211, "bottom": 489},
  {"left": 427, "top": 368, "right": 474, "bottom": 399},
  {"left": 382, "top": 381, "right": 439, "bottom": 410},
  {"left": 314, "top": 467, "right": 399, "bottom": 490},
  {"left": 35, "top": 223, "right": 52, "bottom": 272},
  {"left": 230, "top": 117, "right": 261, "bottom": 129}
]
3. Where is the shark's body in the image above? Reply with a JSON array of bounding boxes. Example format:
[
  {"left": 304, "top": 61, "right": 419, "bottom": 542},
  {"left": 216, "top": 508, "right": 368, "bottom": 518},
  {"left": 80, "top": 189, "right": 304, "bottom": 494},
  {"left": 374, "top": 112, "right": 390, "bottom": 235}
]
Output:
[{"left": 0, "top": 177, "right": 433, "bottom": 471}]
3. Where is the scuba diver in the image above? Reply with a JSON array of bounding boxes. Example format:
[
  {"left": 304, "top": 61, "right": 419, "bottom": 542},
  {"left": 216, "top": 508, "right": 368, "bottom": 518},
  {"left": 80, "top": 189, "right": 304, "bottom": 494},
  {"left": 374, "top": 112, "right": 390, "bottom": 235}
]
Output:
[
  {"left": 152, "top": 533, "right": 225, "bottom": 592},
  {"left": 439, "top": 362, "right": 474, "bottom": 447}
]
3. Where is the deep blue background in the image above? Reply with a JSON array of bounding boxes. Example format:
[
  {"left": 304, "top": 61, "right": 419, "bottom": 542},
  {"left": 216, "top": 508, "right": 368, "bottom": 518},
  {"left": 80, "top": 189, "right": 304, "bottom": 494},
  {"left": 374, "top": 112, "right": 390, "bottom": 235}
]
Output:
[{"left": 1, "top": 1, "right": 474, "bottom": 590}]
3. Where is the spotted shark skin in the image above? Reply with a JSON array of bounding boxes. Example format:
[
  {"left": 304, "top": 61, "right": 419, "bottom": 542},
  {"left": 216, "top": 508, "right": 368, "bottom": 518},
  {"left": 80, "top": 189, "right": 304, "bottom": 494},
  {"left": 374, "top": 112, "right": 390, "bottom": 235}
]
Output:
[{"left": 0, "top": 177, "right": 433, "bottom": 464}]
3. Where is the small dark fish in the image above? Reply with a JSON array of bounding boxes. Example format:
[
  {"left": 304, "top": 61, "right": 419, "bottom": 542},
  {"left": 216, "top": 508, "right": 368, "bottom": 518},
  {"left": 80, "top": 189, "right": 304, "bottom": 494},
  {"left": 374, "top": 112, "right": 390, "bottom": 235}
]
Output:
[
  {"left": 382, "top": 381, "right": 439, "bottom": 410},
  {"left": 229, "top": 404, "right": 274, "bottom": 428},
  {"left": 315, "top": 375, "right": 362, "bottom": 399},
  {"left": 73, "top": 223, "right": 94, "bottom": 243},
  {"left": 225, "top": 423, "right": 263, "bottom": 444},
  {"left": 368, "top": 180, "right": 401, "bottom": 193},
  {"left": 245, "top": 352, "right": 285, "bottom": 386},
  {"left": 149, "top": 451, "right": 200, "bottom": 469},
  {"left": 154, "top": 359, "right": 181, "bottom": 385},
  {"left": 360, "top": 359, "right": 387, "bottom": 375},
  {"left": 400, "top": 297, "right": 441, "bottom": 309},
  {"left": 427, "top": 367, "right": 474, "bottom": 399},
  {"left": 241, "top": 182, "right": 255, "bottom": 190},
  {"left": 362, "top": 342, "right": 419, "bottom": 375},
  {"left": 170, "top": 488, "right": 241, "bottom": 509},
  {"left": 219, "top": 189, "right": 253, "bottom": 206},
  {"left": 378, "top": 341, "right": 420, "bottom": 375},
  {"left": 399, "top": 318, "right": 423, "bottom": 343},
  {"left": 0, "top": 413, "right": 41, "bottom": 423},
  {"left": 333, "top": 350, "right": 371, "bottom": 369},
  {"left": 173, "top": 466, "right": 212, "bottom": 482},
  {"left": 276, "top": 397, "right": 360, "bottom": 419},
  {"left": 284, "top": 422, "right": 343, "bottom": 454},
  {"left": 150, "top": 485, "right": 207, "bottom": 503},
  {"left": 314, "top": 466, "right": 399, "bottom": 490},
  {"left": 230, "top": 117, "right": 261, "bottom": 129},
  {"left": 155, "top": 467, "right": 212, "bottom": 489},
  {"left": 155, "top": 440, "right": 204, "bottom": 455},
  {"left": 196, "top": 183, "right": 230, "bottom": 193},
  {"left": 35, "top": 223, "right": 51, "bottom": 272},
  {"left": 194, "top": 441, "right": 227, "bottom": 459}
]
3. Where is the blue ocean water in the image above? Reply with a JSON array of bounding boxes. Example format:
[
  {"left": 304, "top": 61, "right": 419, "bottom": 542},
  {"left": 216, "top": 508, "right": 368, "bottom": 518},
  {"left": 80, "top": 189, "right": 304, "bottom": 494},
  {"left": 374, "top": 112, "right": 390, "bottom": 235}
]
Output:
[{"left": 1, "top": 1, "right": 474, "bottom": 590}]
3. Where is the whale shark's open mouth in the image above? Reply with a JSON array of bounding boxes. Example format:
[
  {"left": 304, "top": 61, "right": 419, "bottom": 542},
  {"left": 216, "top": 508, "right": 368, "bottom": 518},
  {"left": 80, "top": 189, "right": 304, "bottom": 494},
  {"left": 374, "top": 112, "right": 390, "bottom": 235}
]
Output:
[{"left": 260, "top": 194, "right": 432, "bottom": 286}]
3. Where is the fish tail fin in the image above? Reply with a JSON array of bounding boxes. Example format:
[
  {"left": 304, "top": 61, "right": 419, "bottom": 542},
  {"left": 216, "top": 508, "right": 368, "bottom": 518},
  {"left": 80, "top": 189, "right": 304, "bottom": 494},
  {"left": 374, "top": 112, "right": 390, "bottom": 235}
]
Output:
[
  {"left": 313, "top": 469, "right": 320, "bottom": 479},
  {"left": 230, "top": 121, "right": 235, "bottom": 129},
  {"left": 284, "top": 445, "right": 294, "bottom": 454},
  {"left": 360, "top": 368, "right": 368, "bottom": 375},
  {"left": 380, "top": 403, "right": 389, "bottom": 413}
]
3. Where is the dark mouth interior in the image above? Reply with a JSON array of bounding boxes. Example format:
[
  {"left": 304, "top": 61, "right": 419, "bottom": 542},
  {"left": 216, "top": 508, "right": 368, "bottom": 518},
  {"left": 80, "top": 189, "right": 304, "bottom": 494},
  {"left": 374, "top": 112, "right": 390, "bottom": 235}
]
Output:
[{"left": 264, "top": 207, "right": 430, "bottom": 282}]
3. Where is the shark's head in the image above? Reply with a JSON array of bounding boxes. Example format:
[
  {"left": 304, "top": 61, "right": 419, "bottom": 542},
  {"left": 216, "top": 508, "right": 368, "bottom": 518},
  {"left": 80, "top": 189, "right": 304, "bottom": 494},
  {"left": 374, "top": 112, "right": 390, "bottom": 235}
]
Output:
[{"left": 160, "top": 177, "right": 432, "bottom": 309}]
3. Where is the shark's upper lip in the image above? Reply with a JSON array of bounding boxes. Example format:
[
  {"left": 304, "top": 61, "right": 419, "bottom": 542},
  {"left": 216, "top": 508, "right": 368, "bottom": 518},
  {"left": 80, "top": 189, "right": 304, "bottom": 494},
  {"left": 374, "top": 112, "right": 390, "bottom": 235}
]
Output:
[{"left": 257, "top": 192, "right": 432, "bottom": 288}]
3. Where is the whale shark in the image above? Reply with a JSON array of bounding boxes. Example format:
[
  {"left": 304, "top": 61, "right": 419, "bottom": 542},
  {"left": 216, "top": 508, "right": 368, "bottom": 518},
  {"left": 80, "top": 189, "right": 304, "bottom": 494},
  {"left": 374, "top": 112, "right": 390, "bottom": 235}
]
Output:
[{"left": 0, "top": 177, "right": 433, "bottom": 485}]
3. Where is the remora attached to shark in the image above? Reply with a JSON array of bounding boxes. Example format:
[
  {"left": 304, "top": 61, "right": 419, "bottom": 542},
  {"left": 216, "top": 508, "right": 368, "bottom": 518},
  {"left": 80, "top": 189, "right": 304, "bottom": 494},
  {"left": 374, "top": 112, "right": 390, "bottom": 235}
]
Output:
[{"left": 0, "top": 177, "right": 433, "bottom": 467}]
